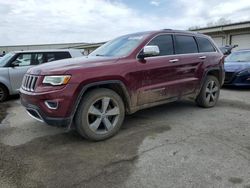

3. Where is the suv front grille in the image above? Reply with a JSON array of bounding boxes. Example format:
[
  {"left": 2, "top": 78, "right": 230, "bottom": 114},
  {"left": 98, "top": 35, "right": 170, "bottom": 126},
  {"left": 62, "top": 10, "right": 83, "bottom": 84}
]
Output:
[{"left": 22, "top": 75, "right": 39, "bottom": 91}]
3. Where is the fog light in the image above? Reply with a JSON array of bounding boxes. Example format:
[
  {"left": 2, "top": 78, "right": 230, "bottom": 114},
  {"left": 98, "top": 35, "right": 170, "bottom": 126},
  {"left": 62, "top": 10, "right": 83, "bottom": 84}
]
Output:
[{"left": 45, "top": 101, "right": 58, "bottom": 110}]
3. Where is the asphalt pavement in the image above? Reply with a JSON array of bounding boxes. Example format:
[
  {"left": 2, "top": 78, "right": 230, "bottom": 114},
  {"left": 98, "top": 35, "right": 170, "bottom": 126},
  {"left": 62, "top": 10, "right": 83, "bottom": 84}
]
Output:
[{"left": 0, "top": 88, "right": 249, "bottom": 188}]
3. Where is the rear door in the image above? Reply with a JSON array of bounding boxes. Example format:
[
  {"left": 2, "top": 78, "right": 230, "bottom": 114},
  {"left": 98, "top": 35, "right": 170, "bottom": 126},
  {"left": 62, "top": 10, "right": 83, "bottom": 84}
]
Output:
[
  {"left": 137, "top": 34, "right": 181, "bottom": 105},
  {"left": 173, "top": 35, "right": 203, "bottom": 95},
  {"left": 8, "top": 53, "right": 44, "bottom": 92},
  {"left": 195, "top": 36, "right": 219, "bottom": 82}
]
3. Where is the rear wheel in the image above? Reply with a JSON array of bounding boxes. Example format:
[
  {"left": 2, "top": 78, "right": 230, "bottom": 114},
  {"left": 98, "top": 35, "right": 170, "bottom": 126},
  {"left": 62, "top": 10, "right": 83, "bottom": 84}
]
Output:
[
  {"left": 0, "top": 84, "right": 8, "bottom": 102},
  {"left": 196, "top": 75, "right": 220, "bottom": 108},
  {"left": 75, "top": 88, "right": 125, "bottom": 141}
]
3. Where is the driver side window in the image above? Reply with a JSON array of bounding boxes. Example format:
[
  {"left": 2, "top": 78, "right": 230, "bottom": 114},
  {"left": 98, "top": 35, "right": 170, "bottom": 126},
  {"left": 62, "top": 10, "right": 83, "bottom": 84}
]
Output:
[
  {"left": 147, "top": 34, "right": 174, "bottom": 56},
  {"left": 13, "top": 54, "right": 32, "bottom": 66},
  {"left": 12, "top": 53, "right": 44, "bottom": 67}
]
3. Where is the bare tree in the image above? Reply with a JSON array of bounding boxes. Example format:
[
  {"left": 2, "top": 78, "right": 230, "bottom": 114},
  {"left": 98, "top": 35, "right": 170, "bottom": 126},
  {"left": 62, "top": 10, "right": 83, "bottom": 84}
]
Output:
[{"left": 189, "top": 18, "right": 232, "bottom": 30}]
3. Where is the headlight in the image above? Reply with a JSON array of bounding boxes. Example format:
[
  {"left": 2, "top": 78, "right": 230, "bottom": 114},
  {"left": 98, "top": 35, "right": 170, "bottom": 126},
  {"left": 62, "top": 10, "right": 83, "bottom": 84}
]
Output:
[
  {"left": 43, "top": 75, "right": 71, "bottom": 86},
  {"left": 238, "top": 69, "right": 250, "bottom": 76}
]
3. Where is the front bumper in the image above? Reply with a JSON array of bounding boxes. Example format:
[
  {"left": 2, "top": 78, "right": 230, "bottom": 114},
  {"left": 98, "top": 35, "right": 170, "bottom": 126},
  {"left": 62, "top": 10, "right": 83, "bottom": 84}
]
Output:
[
  {"left": 20, "top": 84, "right": 79, "bottom": 127},
  {"left": 224, "top": 72, "right": 250, "bottom": 86},
  {"left": 21, "top": 100, "right": 72, "bottom": 127}
]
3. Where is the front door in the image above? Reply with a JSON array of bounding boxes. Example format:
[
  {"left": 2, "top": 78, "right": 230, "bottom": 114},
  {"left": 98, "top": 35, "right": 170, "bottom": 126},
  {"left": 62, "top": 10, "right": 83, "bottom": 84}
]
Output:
[{"left": 137, "top": 34, "right": 181, "bottom": 105}]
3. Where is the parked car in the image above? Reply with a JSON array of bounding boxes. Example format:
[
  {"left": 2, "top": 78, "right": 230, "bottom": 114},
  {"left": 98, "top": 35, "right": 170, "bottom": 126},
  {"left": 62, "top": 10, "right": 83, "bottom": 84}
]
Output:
[
  {"left": 0, "top": 49, "right": 83, "bottom": 102},
  {"left": 224, "top": 49, "right": 250, "bottom": 86},
  {"left": 20, "top": 30, "right": 225, "bottom": 141},
  {"left": 219, "top": 45, "right": 238, "bottom": 56}
]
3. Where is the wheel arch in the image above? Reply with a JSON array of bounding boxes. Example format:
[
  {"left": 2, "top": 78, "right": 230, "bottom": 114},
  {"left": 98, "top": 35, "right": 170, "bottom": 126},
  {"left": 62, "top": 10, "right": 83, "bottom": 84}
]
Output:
[
  {"left": 0, "top": 74, "right": 13, "bottom": 95},
  {"left": 70, "top": 80, "right": 132, "bottom": 121},
  {"left": 203, "top": 67, "right": 223, "bottom": 86},
  {"left": 196, "top": 67, "right": 223, "bottom": 96}
]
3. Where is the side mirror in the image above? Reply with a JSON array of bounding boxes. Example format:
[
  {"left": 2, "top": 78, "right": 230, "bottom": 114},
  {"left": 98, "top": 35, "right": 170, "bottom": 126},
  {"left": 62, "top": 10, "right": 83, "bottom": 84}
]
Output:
[
  {"left": 10, "top": 61, "right": 19, "bottom": 67},
  {"left": 138, "top": 45, "right": 160, "bottom": 60}
]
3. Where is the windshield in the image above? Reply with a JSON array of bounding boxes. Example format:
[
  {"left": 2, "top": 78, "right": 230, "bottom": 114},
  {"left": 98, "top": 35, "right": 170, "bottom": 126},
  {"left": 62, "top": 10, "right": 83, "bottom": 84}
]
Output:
[
  {"left": 0, "top": 52, "right": 14, "bottom": 67},
  {"left": 225, "top": 51, "right": 250, "bottom": 62},
  {"left": 89, "top": 33, "right": 148, "bottom": 57}
]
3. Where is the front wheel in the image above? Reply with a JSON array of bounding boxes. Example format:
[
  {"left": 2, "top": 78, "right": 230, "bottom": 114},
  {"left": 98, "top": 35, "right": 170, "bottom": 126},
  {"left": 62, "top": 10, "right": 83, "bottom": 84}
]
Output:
[
  {"left": 196, "top": 75, "right": 220, "bottom": 108},
  {"left": 75, "top": 88, "right": 125, "bottom": 141}
]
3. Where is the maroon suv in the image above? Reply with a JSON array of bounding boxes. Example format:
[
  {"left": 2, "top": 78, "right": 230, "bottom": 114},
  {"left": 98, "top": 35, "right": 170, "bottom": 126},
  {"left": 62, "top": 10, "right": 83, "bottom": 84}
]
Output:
[{"left": 20, "top": 30, "right": 225, "bottom": 141}]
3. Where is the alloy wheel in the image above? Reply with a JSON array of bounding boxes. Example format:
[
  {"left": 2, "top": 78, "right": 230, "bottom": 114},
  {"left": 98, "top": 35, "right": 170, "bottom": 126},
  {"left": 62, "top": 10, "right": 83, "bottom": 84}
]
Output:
[
  {"left": 205, "top": 80, "right": 219, "bottom": 105},
  {"left": 87, "top": 97, "right": 120, "bottom": 134}
]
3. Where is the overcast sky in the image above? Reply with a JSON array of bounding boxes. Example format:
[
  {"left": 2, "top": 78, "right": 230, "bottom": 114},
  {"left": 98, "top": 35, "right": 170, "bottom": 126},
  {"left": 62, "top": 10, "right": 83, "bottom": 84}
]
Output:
[{"left": 0, "top": 0, "right": 250, "bottom": 46}]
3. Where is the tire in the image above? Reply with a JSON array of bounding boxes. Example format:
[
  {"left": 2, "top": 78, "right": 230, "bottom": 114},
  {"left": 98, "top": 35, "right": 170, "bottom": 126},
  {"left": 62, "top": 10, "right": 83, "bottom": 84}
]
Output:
[
  {"left": 196, "top": 75, "right": 220, "bottom": 108},
  {"left": 0, "top": 84, "right": 8, "bottom": 102},
  {"left": 75, "top": 88, "right": 125, "bottom": 141}
]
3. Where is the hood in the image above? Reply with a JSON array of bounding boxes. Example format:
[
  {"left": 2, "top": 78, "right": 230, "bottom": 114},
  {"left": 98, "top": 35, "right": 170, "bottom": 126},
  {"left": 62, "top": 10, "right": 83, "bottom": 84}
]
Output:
[
  {"left": 27, "top": 56, "right": 119, "bottom": 75},
  {"left": 224, "top": 61, "right": 250, "bottom": 72}
]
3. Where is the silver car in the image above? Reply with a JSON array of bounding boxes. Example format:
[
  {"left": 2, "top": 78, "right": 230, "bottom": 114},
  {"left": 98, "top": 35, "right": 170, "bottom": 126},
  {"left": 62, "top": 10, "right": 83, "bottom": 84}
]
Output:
[{"left": 0, "top": 49, "right": 83, "bottom": 102}]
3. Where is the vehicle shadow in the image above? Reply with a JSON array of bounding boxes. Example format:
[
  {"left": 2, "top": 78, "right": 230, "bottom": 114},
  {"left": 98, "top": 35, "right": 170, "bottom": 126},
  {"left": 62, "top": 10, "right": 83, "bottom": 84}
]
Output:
[{"left": 5, "top": 94, "right": 20, "bottom": 102}]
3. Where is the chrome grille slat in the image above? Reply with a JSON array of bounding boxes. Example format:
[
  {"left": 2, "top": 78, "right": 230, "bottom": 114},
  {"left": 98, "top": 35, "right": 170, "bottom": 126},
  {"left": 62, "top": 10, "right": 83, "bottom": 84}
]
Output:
[
  {"left": 22, "top": 75, "right": 39, "bottom": 92},
  {"left": 26, "top": 76, "right": 30, "bottom": 90},
  {"left": 24, "top": 75, "right": 28, "bottom": 90},
  {"left": 30, "top": 77, "right": 36, "bottom": 91},
  {"left": 28, "top": 76, "right": 33, "bottom": 91}
]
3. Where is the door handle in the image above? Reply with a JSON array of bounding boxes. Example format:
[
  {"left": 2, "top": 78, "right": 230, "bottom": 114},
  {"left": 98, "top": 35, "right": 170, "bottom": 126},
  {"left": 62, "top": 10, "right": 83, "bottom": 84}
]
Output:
[
  {"left": 199, "top": 56, "right": 207, "bottom": 60},
  {"left": 169, "top": 59, "right": 179, "bottom": 63}
]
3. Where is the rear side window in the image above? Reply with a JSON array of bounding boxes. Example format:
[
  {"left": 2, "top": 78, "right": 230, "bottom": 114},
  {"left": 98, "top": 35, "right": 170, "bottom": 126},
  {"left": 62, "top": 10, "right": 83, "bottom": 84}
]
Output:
[
  {"left": 148, "top": 34, "right": 174, "bottom": 56},
  {"left": 55, "top": 52, "right": 71, "bottom": 59},
  {"left": 45, "top": 52, "right": 71, "bottom": 63},
  {"left": 196, "top": 37, "right": 216, "bottom": 52},
  {"left": 175, "top": 35, "right": 198, "bottom": 54}
]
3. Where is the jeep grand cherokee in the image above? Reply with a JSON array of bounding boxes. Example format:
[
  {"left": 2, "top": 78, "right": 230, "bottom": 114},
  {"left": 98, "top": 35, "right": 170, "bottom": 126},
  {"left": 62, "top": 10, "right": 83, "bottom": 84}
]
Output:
[{"left": 20, "top": 30, "right": 225, "bottom": 141}]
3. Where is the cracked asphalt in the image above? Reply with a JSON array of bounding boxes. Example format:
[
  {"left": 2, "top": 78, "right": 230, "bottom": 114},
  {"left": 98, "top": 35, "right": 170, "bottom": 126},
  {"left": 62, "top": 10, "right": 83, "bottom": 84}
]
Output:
[{"left": 0, "top": 88, "right": 249, "bottom": 188}]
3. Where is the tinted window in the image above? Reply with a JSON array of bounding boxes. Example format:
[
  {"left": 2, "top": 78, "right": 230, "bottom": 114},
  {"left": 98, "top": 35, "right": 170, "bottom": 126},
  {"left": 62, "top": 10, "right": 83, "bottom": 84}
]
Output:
[
  {"left": 196, "top": 37, "right": 216, "bottom": 52},
  {"left": 148, "top": 35, "right": 174, "bottom": 56},
  {"left": 12, "top": 53, "right": 44, "bottom": 66},
  {"left": 46, "top": 52, "right": 71, "bottom": 62},
  {"left": 175, "top": 35, "right": 198, "bottom": 54},
  {"left": 55, "top": 52, "right": 71, "bottom": 59}
]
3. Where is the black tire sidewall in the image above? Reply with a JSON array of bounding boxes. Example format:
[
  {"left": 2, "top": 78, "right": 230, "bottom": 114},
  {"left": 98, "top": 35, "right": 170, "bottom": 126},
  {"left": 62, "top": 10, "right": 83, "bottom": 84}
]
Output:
[
  {"left": 0, "top": 85, "right": 8, "bottom": 102},
  {"left": 75, "top": 88, "right": 125, "bottom": 141}
]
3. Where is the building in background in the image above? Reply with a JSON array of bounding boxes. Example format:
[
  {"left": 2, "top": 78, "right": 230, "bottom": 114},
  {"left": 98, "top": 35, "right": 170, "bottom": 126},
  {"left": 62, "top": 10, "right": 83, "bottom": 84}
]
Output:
[
  {"left": 0, "top": 42, "right": 105, "bottom": 56},
  {"left": 191, "top": 21, "right": 250, "bottom": 50}
]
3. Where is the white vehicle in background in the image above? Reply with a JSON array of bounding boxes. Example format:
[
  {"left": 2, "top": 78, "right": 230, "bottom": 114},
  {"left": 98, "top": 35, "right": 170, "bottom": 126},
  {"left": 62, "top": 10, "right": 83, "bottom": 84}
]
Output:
[{"left": 0, "top": 49, "right": 83, "bottom": 102}]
